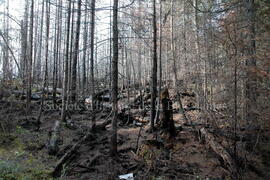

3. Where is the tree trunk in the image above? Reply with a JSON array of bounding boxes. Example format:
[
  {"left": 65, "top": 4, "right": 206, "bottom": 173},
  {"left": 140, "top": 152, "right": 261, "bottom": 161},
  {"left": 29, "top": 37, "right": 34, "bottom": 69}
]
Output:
[
  {"left": 150, "top": 0, "right": 158, "bottom": 130},
  {"left": 110, "top": 0, "right": 119, "bottom": 157},
  {"left": 71, "top": 0, "right": 82, "bottom": 102},
  {"left": 61, "top": 0, "right": 72, "bottom": 122},
  {"left": 36, "top": 0, "right": 50, "bottom": 130},
  {"left": 68, "top": 1, "right": 75, "bottom": 102},
  {"left": 171, "top": 0, "right": 178, "bottom": 88},
  {"left": 90, "top": 0, "right": 96, "bottom": 130},
  {"left": 36, "top": 0, "right": 45, "bottom": 81},
  {"left": 82, "top": 0, "right": 88, "bottom": 99},
  {"left": 52, "top": 0, "right": 60, "bottom": 107},
  {"left": 26, "top": 0, "right": 34, "bottom": 110},
  {"left": 244, "top": 0, "right": 257, "bottom": 151}
]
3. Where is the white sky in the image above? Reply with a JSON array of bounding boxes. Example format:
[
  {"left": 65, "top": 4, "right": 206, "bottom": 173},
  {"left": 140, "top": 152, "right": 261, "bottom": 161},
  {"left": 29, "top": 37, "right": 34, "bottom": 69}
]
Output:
[
  {"left": 1, "top": 0, "right": 112, "bottom": 39},
  {"left": 0, "top": 0, "right": 114, "bottom": 75}
]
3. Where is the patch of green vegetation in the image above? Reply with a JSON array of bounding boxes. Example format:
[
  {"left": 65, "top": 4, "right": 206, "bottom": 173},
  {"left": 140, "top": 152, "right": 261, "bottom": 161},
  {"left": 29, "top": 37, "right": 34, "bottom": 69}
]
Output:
[
  {"left": 0, "top": 131, "right": 55, "bottom": 180},
  {"left": 0, "top": 132, "right": 25, "bottom": 158},
  {"left": 0, "top": 159, "right": 54, "bottom": 180},
  {"left": 15, "top": 125, "right": 29, "bottom": 134}
]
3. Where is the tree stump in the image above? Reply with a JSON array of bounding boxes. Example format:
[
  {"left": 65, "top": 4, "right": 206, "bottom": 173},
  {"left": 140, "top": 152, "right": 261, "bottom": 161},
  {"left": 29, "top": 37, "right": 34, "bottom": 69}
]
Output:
[{"left": 160, "top": 89, "right": 176, "bottom": 137}]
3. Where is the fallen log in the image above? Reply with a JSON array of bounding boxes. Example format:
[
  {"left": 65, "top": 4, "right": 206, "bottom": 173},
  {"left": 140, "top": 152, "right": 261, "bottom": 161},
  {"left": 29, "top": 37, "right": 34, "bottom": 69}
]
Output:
[
  {"left": 210, "top": 129, "right": 247, "bottom": 142},
  {"left": 200, "top": 127, "right": 237, "bottom": 175},
  {"left": 133, "top": 116, "right": 148, "bottom": 123},
  {"left": 52, "top": 120, "right": 111, "bottom": 177},
  {"left": 49, "top": 111, "right": 111, "bottom": 171},
  {"left": 52, "top": 133, "right": 94, "bottom": 177},
  {"left": 95, "top": 119, "right": 112, "bottom": 131},
  {"left": 47, "top": 115, "right": 111, "bottom": 155}
]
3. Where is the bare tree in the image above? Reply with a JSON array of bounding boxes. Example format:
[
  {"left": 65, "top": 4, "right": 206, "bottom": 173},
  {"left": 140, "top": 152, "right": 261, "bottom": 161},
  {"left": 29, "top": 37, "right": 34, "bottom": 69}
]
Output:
[
  {"left": 90, "top": 0, "right": 96, "bottom": 130},
  {"left": 82, "top": 0, "right": 88, "bottom": 98},
  {"left": 150, "top": 0, "right": 158, "bottom": 130},
  {"left": 36, "top": 0, "right": 50, "bottom": 130},
  {"left": 61, "top": 0, "right": 72, "bottom": 123},
  {"left": 110, "top": 0, "right": 119, "bottom": 157},
  {"left": 244, "top": 0, "right": 257, "bottom": 150},
  {"left": 171, "top": 0, "right": 178, "bottom": 88},
  {"left": 36, "top": 0, "right": 45, "bottom": 81},
  {"left": 26, "top": 0, "right": 34, "bottom": 109}
]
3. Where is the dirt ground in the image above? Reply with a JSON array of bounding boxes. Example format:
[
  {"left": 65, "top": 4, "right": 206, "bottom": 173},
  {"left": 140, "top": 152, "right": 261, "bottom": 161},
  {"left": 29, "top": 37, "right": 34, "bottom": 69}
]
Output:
[{"left": 0, "top": 91, "right": 269, "bottom": 180}]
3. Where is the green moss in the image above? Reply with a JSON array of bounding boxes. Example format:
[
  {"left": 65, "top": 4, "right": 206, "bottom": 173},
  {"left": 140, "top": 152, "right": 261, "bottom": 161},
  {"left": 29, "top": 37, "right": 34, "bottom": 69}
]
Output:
[
  {"left": 0, "top": 132, "right": 55, "bottom": 180},
  {"left": 0, "top": 160, "right": 54, "bottom": 180}
]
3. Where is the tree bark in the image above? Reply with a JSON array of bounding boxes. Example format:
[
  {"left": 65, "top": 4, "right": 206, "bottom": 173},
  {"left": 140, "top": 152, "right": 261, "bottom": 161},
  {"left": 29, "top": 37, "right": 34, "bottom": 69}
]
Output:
[
  {"left": 110, "top": 0, "right": 119, "bottom": 157},
  {"left": 90, "top": 0, "right": 96, "bottom": 130},
  {"left": 71, "top": 0, "right": 82, "bottom": 102},
  {"left": 36, "top": 0, "right": 45, "bottom": 81},
  {"left": 26, "top": 0, "right": 34, "bottom": 110},
  {"left": 171, "top": 0, "right": 178, "bottom": 88},
  {"left": 61, "top": 0, "right": 72, "bottom": 122},
  {"left": 82, "top": 0, "right": 88, "bottom": 99},
  {"left": 36, "top": 0, "right": 50, "bottom": 130},
  {"left": 150, "top": 0, "right": 158, "bottom": 130},
  {"left": 244, "top": 0, "right": 257, "bottom": 150}
]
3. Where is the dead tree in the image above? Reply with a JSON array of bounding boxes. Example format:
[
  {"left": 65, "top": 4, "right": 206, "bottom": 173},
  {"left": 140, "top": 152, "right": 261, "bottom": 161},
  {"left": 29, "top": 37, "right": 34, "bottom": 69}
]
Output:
[
  {"left": 171, "top": 0, "right": 178, "bottom": 88},
  {"left": 26, "top": 0, "right": 34, "bottom": 110},
  {"left": 20, "top": 0, "right": 29, "bottom": 80},
  {"left": 82, "top": 0, "right": 88, "bottom": 98},
  {"left": 61, "top": 0, "right": 72, "bottom": 122},
  {"left": 48, "top": 0, "right": 72, "bottom": 155},
  {"left": 71, "top": 0, "right": 82, "bottom": 102},
  {"left": 150, "top": 0, "right": 158, "bottom": 130},
  {"left": 244, "top": 0, "right": 257, "bottom": 151},
  {"left": 160, "top": 88, "right": 176, "bottom": 137},
  {"left": 36, "top": 0, "right": 50, "bottom": 130},
  {"left": 90, "top": 0, "right": 96, "bottom": 130},
  {"left": 36, "top": 0, "right": 45, "bottom": 81},
  {"left": 110, "top": 0, "right": 119, "bottom": 157},
  {"left": 200, "top": 128, "right": 237, "bottom": 176}
]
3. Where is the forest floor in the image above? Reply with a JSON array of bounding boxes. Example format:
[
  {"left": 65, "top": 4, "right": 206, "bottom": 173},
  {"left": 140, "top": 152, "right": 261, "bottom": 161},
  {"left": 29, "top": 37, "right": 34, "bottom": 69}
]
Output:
[{"left": 0, "top": 89, "right": 269, "bottom": 180}]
